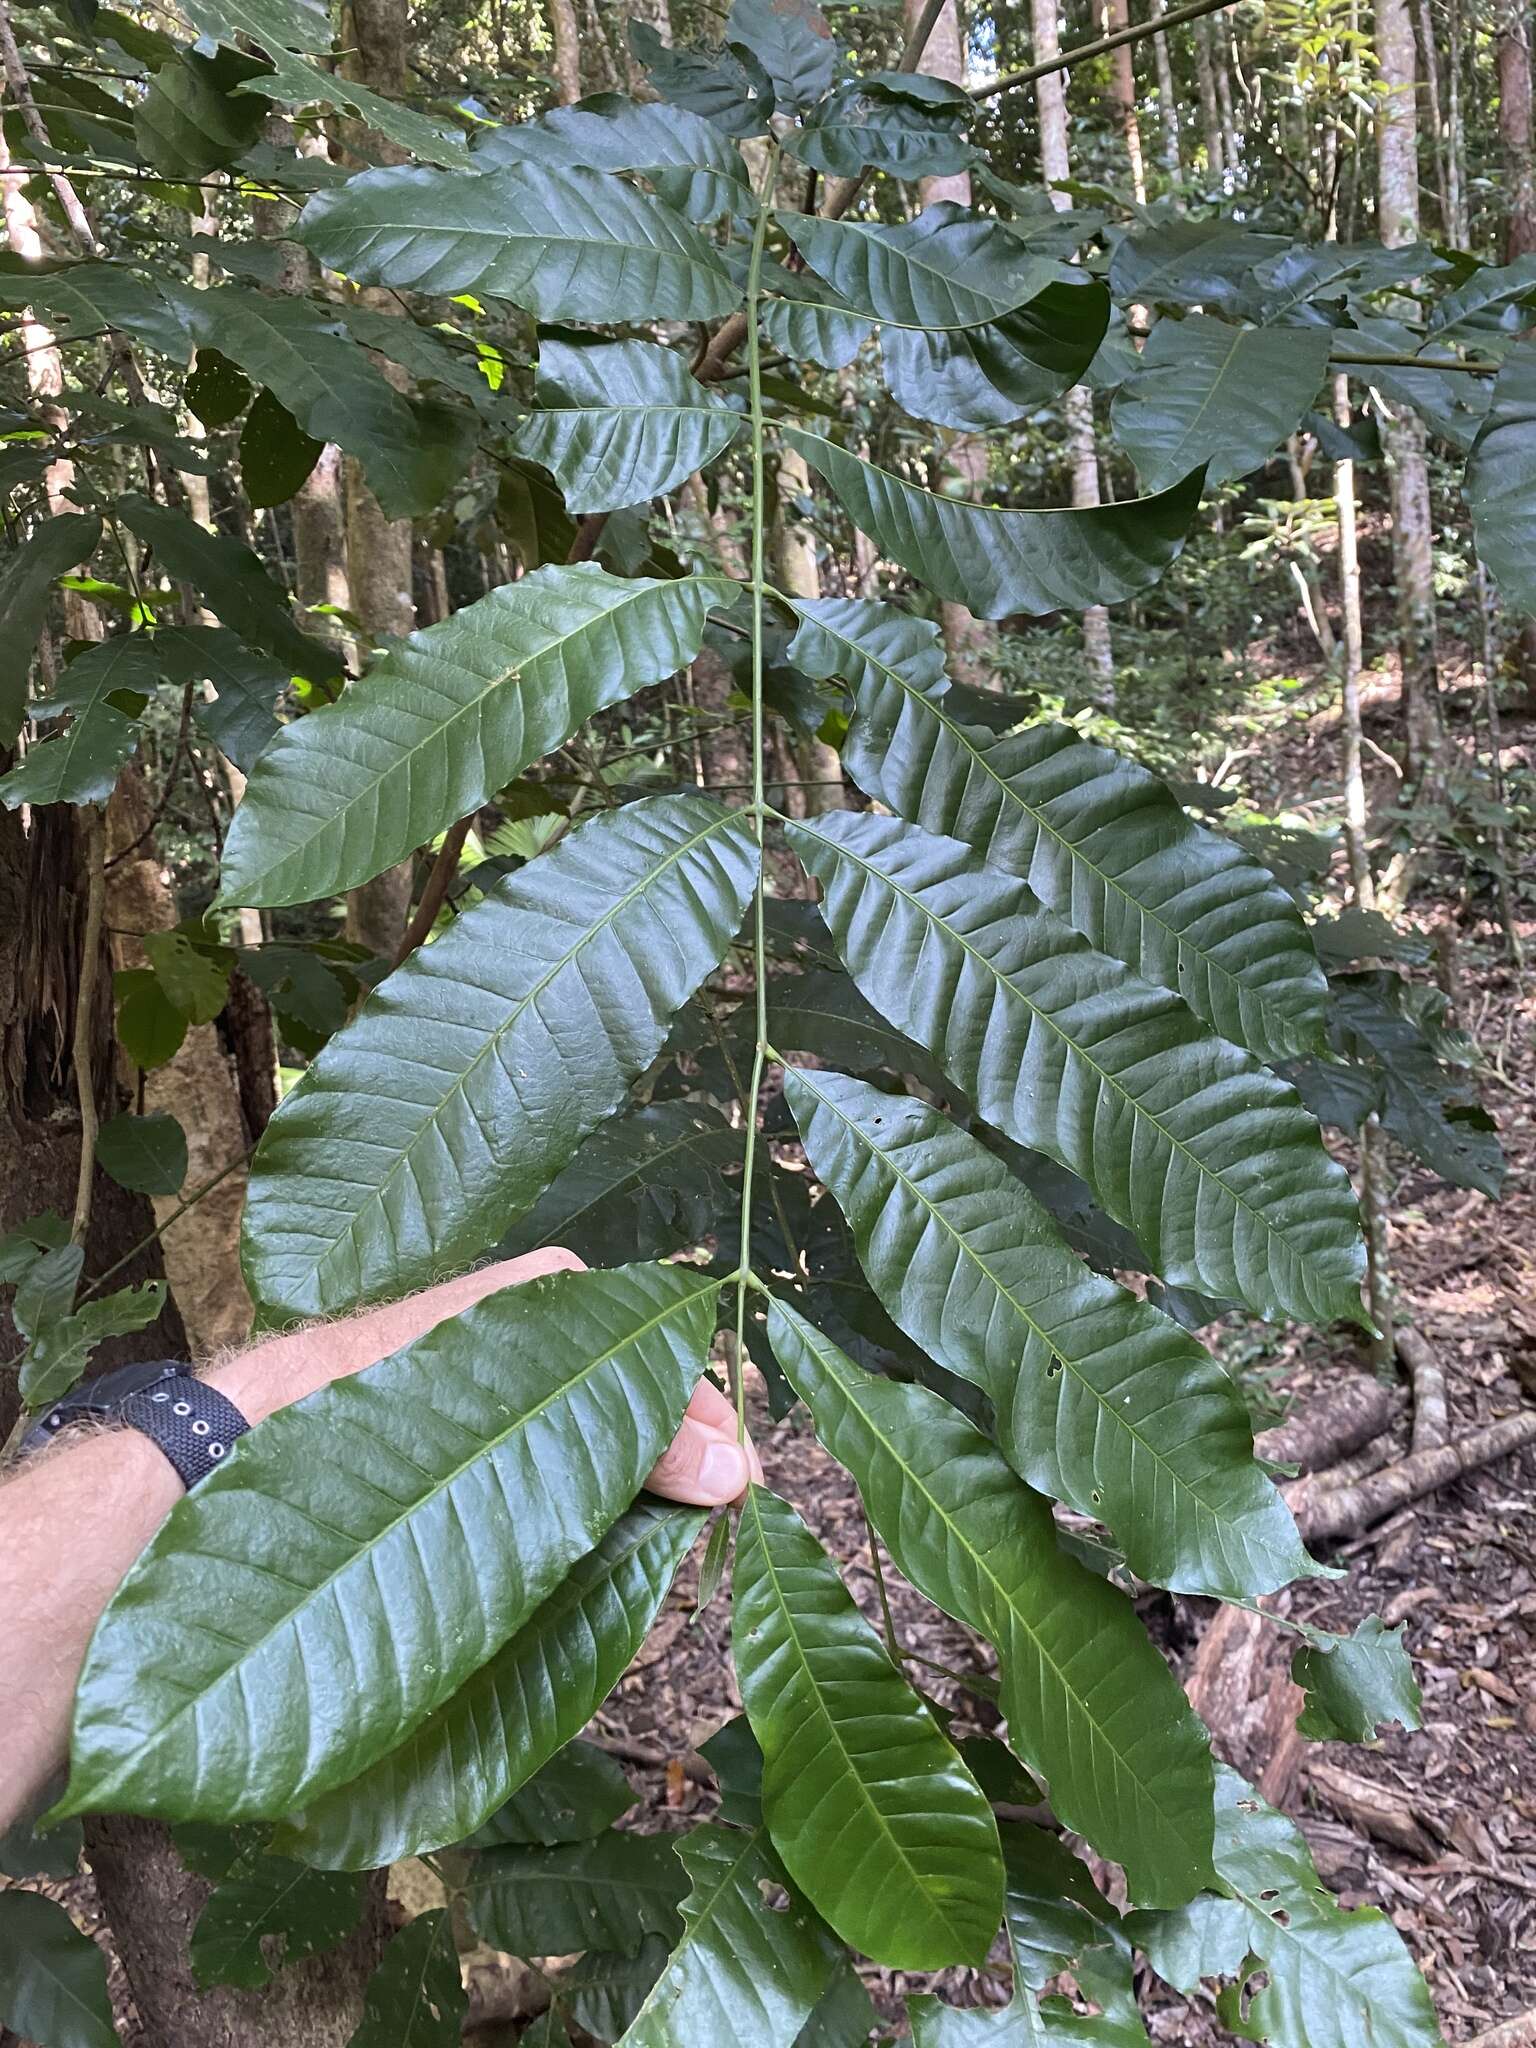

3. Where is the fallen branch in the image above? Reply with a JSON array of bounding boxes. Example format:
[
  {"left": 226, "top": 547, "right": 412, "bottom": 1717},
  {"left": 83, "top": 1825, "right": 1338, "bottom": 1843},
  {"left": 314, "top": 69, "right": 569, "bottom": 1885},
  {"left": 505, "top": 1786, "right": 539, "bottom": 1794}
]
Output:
[
  {"left": 1184, "top": 1599, "right": 1305, "bottom": 1806},
  {"left": 1466, "top": 2012, "right": 1536, "bottom": 2048},
  {"left": 1291, "top": 1411, "right": 1536, "bottom": 1544},
  {"left": 1398, "top": 1327, "right": 1449, "bottom": 1454},
  {"left": 1306, "top": 1760, "right": 1439, "bottom": 1861},
  {"left": 1255, "top": 1376, "right": 1397, "bottom": 1474}
]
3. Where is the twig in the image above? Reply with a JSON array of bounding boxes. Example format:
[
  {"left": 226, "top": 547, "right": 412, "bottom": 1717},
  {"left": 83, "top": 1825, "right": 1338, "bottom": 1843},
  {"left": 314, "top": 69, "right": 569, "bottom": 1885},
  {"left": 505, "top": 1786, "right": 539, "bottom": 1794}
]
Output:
[
  {"left": 1397, "top": 1326, "right": 1448, "bottom": 1455},
  {"left": 0, "top": 0, "right": 100, "bottom": 255},
  {"left": 864, "top": 1507, "right": 905, "bottom": 1667},
  {"left": 70, "top": 807, "right": 106, "bottom": 1248},
  {"left": 973, "top": 0, "right": 1238, "bottom": 102},
  {"left": 392, "top": 814, "right": 474, "bottom": 968},
  {"left": 72, "top": 1152, "right": 247, "bottom": 1310},
  {"left": 1464, "top": 2012, "right": 1536, "bottom": 2048},
  {"left": 1289, "top": 1410, "right": 1536, "bottom": 1543}
]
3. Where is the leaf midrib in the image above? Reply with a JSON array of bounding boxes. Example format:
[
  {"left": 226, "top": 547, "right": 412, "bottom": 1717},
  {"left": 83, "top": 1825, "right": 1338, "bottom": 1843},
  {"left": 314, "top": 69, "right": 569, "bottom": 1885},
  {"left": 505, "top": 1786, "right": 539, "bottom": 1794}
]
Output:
[
  {"left": 801, "top": 822, "right": 1309, "bottom": 1282},
  {"left": 68, "top": 1276, "right": 709, "bottom": 1813},
  {"left": 784, "top": 213, "right": 1035, "bottom": 330},
  {"left": 788, "top": 1317, "right": 1210, "bottom": 1867},
  {"left": 814, "top": 606, "right": 1281, "bottom": 1041},
  {"left": 234, "top": 573, "right": 720, "bottom": 898},
  {"left": 742, "top": 1489, "right": 980, "bottom": 1954},
  {"left": 304, "top": 808, "right": 743, "bottom": 1298},
  {"left": 787, "top": 1069, "right": 1259, "bottom": 1548}
]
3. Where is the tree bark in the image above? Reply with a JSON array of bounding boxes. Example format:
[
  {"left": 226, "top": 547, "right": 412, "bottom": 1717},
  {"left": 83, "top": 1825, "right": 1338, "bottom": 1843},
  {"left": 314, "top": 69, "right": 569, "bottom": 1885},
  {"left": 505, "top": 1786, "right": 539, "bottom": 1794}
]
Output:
[
  {"left": 1146, "top": 0, "right": 1182, "bottom": 177},
  {"left": 1497, "top": 0, "right": 1536, "bottom": 259},
  {"left": 1375, "top": 0, "right": 1443, "bottom": 789},
  {"left": 1414, "top": 0, "right": 1451, "bottom": 233},
  {"left": 1332, "top": 375, "right": 1374, "bottom": 907},
  {"left": 1102, "top": 0, "right": 1147, "bottom": 202},
  {"left": 1192, "top": 13, "right": 1225, "bottom": 182},
  {"left": 547, "top": 0, "right": 582, "bottom": 104},
  {"left": 1033, "top": 0, "right": 1114, "bottom": 693}
]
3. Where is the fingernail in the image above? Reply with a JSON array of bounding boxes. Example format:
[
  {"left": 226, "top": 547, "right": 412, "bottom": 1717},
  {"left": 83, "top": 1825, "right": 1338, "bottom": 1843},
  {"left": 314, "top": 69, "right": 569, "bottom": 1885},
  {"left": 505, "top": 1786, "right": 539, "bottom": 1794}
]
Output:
[{"left": 699, "top": 1440, "right": 750, "bottom": 1500}]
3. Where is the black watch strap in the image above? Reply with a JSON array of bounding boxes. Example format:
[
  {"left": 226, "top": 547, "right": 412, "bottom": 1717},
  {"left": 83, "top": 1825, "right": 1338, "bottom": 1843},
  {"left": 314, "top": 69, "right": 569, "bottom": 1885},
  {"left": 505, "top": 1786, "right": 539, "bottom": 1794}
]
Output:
[{"left": 21, "top": 1360, "right": 250, "bottom": 1489}]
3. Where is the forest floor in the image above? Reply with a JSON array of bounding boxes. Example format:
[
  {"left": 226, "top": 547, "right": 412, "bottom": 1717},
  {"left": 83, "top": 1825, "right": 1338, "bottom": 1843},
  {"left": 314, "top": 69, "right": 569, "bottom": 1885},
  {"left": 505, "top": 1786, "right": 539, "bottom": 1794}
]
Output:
[{"left": 599, "top": 674, "right": 1536, "bottom": 2045}]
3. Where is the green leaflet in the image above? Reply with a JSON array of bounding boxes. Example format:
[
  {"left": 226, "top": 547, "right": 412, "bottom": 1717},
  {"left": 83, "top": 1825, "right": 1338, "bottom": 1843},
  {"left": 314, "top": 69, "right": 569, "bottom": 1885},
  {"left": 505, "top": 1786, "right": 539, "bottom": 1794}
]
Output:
[
  {"left": 465, "top": 1831, "right": 690, "bottom": 1956},
  {"left": 470, "top": 1738, "right": 635, "bottom": 1846},
  {"left": 0, "top": 701, "right": 139, "bottom": 808},
  {"left": 237, "top": 48, "right": 469, "bottom": 169},
  {"left": 116, "top": 494, "right": 340, "bottom": 682},
  {"left": 1292, "top": 1617, "right": 1422, "bottom": 1743},
  {"left": 880, "top": 280, "right": 1111, "bottom": 432},
  {"left": 730, "top": 0, "right": 837, "bottom": 110},
  {"left": 474, "top": 93, "right": 748, "bottom": 225},
  {"left": 0, "top": 265, "right": 191, "bottom": 357},
  {"left": 296, "top": 162, "right": 739, "bottom": 321},
  {"left": 96, "top": 1111, "right": 187, "bottom": 1197},
  {"left": 794, "top": 76, "right": 975, "bottom": 183},
  {"left": 790, "top": 596, "right": 1327, "bottom": 1060},
  {"left": 53, "top": 1263, "right": 717, "bottom": 1822},
  {"left": 766, "top": 1302, "right": 1216, "bottom": 1910},
  {"left": 1110, "top": 313, "right": 1332, "bottom": 492},
  {"left": 0, "top": 1890, "right": 117, "bottom": 2048},
  {"left": 782, "top": 1068, "right": 1317, "bottom": 1599},
  {"left": 779, "top": 205, "right": 1062, "bottom": 331},
  {"left": 348, "top": 1911, "right": 466, "bottom": 2048},
  {"left": 18, "top": 1279, "right": 168, "bottom": 1410},
  {"left": 1128, "top": 1765, "right": 1445, "bottom": 2048},
  {"left": 276, "top": 1504, "right": 703, "bottom": 1869},
  {"left": 781, "top": 428, "right": 1202, "bottom": 620},
  {"left": 759, "top": 257, "right": 874, "bottom": 369},
  {"left": 732, "top": 1485, "right": 1004, "bottom": 1970},
  {"left": 0, "top": 513, "right": 103, "bottom": 743},
  {"left": 618, "top": 1823, "right": 841, "bottom": 2046},
  {"left": 178, "top": 0, "right": 333, "bottom": 53},
  {"left": 180, "top": 285, "right": 473, "bottom": 520},
  {"left": 513, "top": 336, "right": 740, "bottom": 513},
  {"left": 242, "top": 795, "right": 757, "bottom": 1319},
  {"left": 134, "top": 48, "right": 267, "bottom": 177},
  {"left": 786, "top": 812, "right": 1365, "bottom": 1326},
  {"left": 1465, "top": 340, "right": 1536, "bottom": 616},
  {"left": 217, "top": 564, "right": 732, "bottom": 909},
  {"left": 239, "top": 386, "right": 324, "bottom": 508},
  {"left": 189, "top": 1848, "right": 367, "bottom": 1989}
]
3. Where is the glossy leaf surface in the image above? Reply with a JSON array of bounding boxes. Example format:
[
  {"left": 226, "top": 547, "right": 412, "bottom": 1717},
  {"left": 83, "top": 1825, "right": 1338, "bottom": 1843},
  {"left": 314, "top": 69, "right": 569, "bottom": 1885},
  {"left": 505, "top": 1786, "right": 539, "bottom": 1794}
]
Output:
[
  {"left": 1465, "top": 340, "right": 1536, "bottom": 615},
  {"left": 465, "top": 1831, "right": 689, "bottom": 1956},
  {"left": 733, "top": 1485, "right": 1004, "bottom": 1969},
  {"left": 1129, "top": 1765, "right": 1444, "bottom": 2048},
  {"left": 619, "top": 1823, "right": 840, "bottom": 2046},
  {"left": 787, "top": 812, "right": 1364, "bottom": 1325},
  {"left": 190, "top": 1848, "right": 367, "bottom": 1989},
  {"left": 349, "top": 1911, "right": 466, "bottom": 2048},
  {"left": 767, "top": 1301, "right": 1215, "bottom": 1908},
  {"left": 792, "top": 597, "right": 1327, "bottom": 1060},
  {"left": 780, "top": 206, "right": 1060, "bottom": 330},
  {"left": 243, "top": 796, "right": 756, "bottom": 1318},
  {"left": 219, "top": 564, "right": 730, "bottom": 909},
  {"left": 297, "top": 163, "right": 739, "bottom": 321},
  {"left": 277, "top": 1504, "right": 702, "bottom": 1868},
  {"left": 782, "top": 429, "right": 1201, "bottom": 620},
  {"left": 881, "top": 280, "right": 1110, "bottom": 431},
  {"left": 783, "top": 1068, "right": 1316, "bottom": 1598},
  {"left": 475, "top": 93, "right": 748, "bottom": 224},
  {"left": 0, "top": 1891, "right": 117, "bottom": 2048},
  {"left": 513, "top": 337, "right": 739, "bottom": 513},
  {"left": 56, "top": 1263, "right": 716, "bottom": 1820},
  {"left": 1110, "top": 315, "right": 1332, "bottom": 491}
]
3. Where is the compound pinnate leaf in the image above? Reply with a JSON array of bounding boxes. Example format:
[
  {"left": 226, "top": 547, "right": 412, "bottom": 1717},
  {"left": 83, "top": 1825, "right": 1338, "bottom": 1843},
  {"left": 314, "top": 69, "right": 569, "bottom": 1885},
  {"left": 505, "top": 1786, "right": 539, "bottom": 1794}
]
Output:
[
  {"left": 297, "top": 163, "right": 738, "bottom": 322},
  {"left": 54, "top": 1263, "right": 717, "bottom": 1822},
  {"left": 1465, "top": 340, "right": 1536, "bottom": 616},
  {"left": 618, "top": 1823, "right": 841, "bottom": 2046},
  {"left": 1109, "top": 315, "right": 1332, "bottom": 492},
  {"left": 0, "top": 1890, "right": 117, "bottom": 2048},
  {"left": 242, "top": 795, "right": 756, "bottom": 1319},
  {"left": 465, "top": 1830, "right": 690, "bottom": 1957},
  {"left": 1292, "top": 1617, "right": 1423, "bottom": 1744},
  {"left": 783, "top": 1068, "right": 1317, "bottom": 1600},
  {"left": 781, "top": 428, "right": 1201, "bottom": 621},
  {"left": 277, "top": 1505, "right": 702, "bottom": 1869},
  {"left": 791, "top": 596, "right": 1326, "bottom": 1061},
  {"left": 780, "top": 206, "right": 1061, "bottom": 330},
  {"left": 349, "top": 1911, "right": 466, "bottom": 2048},
  {"left": 218, "top": 564, "right": 731, "bottom": 910},
  {"left": 1128, "top": 1765, "right": 1445, "bottom": 2048},
  {"left": 476, "top": 92, "right": 748, "bottom": 225},
  {"left": 766, "top": 1301, "right": 1215, "bottom": 1909},
  {"left": 190, "top": 1848, "right": 367, "bottom": 1989},
  {"left": 732, "top": 1484, "right": 1004, "bottom": 1970},
  {"left": 513, "top": 337, "right": 740, "bottom": 513},
  {"left": 787, "top": 812, "right": 1364, "bottom": 1326}
]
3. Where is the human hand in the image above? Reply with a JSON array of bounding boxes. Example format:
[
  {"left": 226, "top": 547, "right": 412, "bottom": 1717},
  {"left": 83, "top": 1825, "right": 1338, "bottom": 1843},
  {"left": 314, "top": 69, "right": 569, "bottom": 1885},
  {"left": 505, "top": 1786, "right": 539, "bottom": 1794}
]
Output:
[{"left": 644, "top": 1373, "right": 764, "bottom": 1506}]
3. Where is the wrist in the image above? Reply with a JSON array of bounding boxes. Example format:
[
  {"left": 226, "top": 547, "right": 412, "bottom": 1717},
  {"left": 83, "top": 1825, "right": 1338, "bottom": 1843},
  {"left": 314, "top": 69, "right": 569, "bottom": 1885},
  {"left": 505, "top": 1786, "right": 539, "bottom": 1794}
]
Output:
[{"left": 204, "top": 1330, "right": 336, "bottom": 1426}]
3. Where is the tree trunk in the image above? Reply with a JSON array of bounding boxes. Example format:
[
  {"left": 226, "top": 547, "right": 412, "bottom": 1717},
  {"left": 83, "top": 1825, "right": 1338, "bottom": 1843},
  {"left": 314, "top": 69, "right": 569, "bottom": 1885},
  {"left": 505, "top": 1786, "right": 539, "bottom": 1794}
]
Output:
[
  {"left": 1146, "top": 0, "right": 1182, "bottom": 177},
  {"left": 1102, "top": 0, "right": 1147, "bottom": 202},
  {"left": 1192, "top": 14, "right": 1225, "bottom": 182},
  {"left": 84, "top": 1814, "right": 393, "bottom": 2048},
  {"left": 1375, "top": 0, "right": 1443, "bottom": 789},
  {"left": 547, "top": 0, "right": 582, "bottom": 104},
  {"left": 1447, "top": 0, "right": 1468, "bottom": 243},
  {"left": 1413, "top": 0, "right": 1451, "bottom": 234},
  {"left": 1033, "top": 0, "right": 1114, "bottom": 694},
  {"left": 1497, "top": 0, "right": 1536, "bottom": 258},
  {"left": 1332, "top": 375, "right": 1374, "bottom": 909},
  {"left": 1214, "top": 18, "right": 1239, "bottom": 180}
]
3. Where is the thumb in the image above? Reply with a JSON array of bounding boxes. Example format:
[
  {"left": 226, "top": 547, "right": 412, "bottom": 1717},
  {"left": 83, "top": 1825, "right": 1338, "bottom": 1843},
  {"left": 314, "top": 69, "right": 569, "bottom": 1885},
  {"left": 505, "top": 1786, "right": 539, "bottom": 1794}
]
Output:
[{"left": 645, "top": 1416, "right": 753, "bottom": 1506}]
